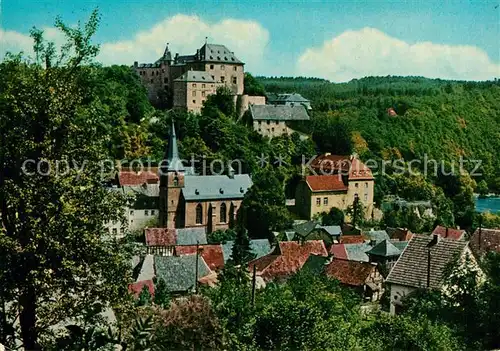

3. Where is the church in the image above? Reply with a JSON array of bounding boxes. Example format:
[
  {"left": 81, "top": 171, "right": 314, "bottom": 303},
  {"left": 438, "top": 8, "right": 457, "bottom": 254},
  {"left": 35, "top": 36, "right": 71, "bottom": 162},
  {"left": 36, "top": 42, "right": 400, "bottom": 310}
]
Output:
[{"left": 158, "top": 122, "right": 252, "bottom": 232}]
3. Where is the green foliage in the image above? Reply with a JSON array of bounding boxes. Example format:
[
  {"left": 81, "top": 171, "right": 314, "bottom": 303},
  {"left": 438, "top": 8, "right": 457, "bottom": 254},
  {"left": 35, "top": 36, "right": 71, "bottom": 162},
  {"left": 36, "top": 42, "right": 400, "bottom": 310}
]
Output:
[
  {"left": 0, "top": 10, "right": 132, "bottom": 349},
  {"left": 153, "top": 278, "right": 170, "bottom": 308},
  {"left": 477, "top": 180, "right": 489, "bottom": 198},
  {"left": 244, "top": 73, "right": 266, "bottom": 96},
  {"left": 208, "top": 228, "right": 237, "bottom": 244},
  {"left": 319, "top": 207, "right": 345, "bottom": 226},
  {"left": 240, "top": 167, "right": 293, "bottom": 239},
  {"left": 137, "top": 285, "right": 152, "bottom": 307},
  {"left": 346, "top": 198, "right": 365, "bottom": 227},
  {"left": 202, "top": 86, "right": 236, "bottom": 118},
  {"left": 231, "top": 226, "right": 255, "bottom": 266}
]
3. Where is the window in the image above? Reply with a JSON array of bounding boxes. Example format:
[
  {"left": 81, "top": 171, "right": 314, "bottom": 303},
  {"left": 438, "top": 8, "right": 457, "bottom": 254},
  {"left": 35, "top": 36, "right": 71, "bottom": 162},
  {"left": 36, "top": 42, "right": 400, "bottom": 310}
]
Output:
[
  {"left": 365, "top": 182, "right": 369, "bottom": 188},
  {"left": 164, "top": 77, "right": 168, "bottom": 83},
  {"left": 112, "top": 228, "right": 117, "bottom": 235},
  {"left": 221, "top": 65, "right": 225, "bottom": 70},
  {"left": 202, "top": 83, "right": 206, "bottom": 88},
  {"left": 323, "top": 197, "right": 328, "bottom": 205},
  {"left": 234, "top": 66, "right": 237, "bottom": 71},
  {"left": 267, "top": 120, "right": 270, "bottom": 125},
  {"left": 156, "top": 71, "right": 159, "bottom": 76},
  {"left": 150, "top": 79, "right": 154, "bottom": 83},
  {"left": 196, "top": 204, "right": 203, "bottom": 224},
  {"left": 151, "top": 210, "right": 155, "bottom": 215},
  {"left": 316, "top": 198, "right": 321, "bottom": 206},
  {"left": 192, "top": 91, "right": 196, "bottom": 97},
  {"left": 210, "top": 64, "right": 214, "bottom": 69},
  {"left": 355, "top": 183, "right": 359, "bottom": 188},
  {"left": 220, "top": 203, "right": 227, "bottom": 223},
  {"left": 202, "top": 91, "right": 206, "bottom": 97},
  {"left": 232, "top": 76, "right": 237, "bottom": 84},
  {"left": 220, "top": 76, "right": 225, "bottom": 83},
  {"left": 211, "top": 76, "right": 215, "bottom": 80},
  {"left": 151, "top": 71, "right": 154, "bottom": 76},
  {"left": 164, "top": 85, "right": 168, "bottom": 90},
  {"left": 192, "top": 83, "right": 197, "bottom": 88},
  {"left": 275, "top": 121, "right": 279, "bottom": 125},
  {"left": 364, "top": 194, "right": 368, "bottom": 201},
  {"left": 173, "top": 176, "right": 179, "bottom": 186},
  {"left": 130, "top": 210, "right": 134, "bottom": 216},
  {"left": 145, "top": 210, "right": 149, "bottom": 216},
  {"left": 192, "top": 100, "right": 196, "bottom": 104},
  {"left": 271, "top": 127, "right": 275, "bottom": 132}
]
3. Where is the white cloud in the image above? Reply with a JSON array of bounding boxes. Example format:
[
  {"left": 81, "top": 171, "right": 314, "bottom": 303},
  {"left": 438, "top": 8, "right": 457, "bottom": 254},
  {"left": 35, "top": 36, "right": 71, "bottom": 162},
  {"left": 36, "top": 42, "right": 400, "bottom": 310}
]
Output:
[
  {"left": 0, "top": 14, "right": 270, "bottom": 72},
  {"left": 98, "top": 14, "right": 269, "bottom": 71},
  {"left": 297, "top": 27, "right": 500, "bottom": 82}
]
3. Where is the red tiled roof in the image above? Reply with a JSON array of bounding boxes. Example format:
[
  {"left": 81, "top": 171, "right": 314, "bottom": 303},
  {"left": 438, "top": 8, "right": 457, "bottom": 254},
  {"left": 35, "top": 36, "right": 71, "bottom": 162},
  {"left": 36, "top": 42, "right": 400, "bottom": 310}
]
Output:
[
  {"left": 119, "top": 170, "right": 159, "bottom": 186},
  {"left": 310, "top": 154, "right": 374, "bottom": 180},
  {"left": 329, "top": 244, "right": 348, "bottom": 259},
  {"left": 340, "top": 235, "right": 366, "bottom": 244},
  {"left": 470, "top": 228, "right": 500, "bottom": 257},
  {"left": 306, "top": 175, "right": 348, "bottom": 192},
  {"left": 128, "top": 280, "right": 155, "bottom": 298},
  {"left": 145, "top": 228, "right": 177, "bottom": 246},
  {"left": 431, "top": 226, "right": 466, "bottom": 241},
  {"left": 175, "top": 245, "right": 225, "bottom": 270},
  {"left": 324, "top": 258, "right": 376, "bottom": 287},
  {"left": 387, "top": 227, "right": 414, "bottom": 242},
  {"left": 249, "top": 240, "right": 328, "bottom": 281}
]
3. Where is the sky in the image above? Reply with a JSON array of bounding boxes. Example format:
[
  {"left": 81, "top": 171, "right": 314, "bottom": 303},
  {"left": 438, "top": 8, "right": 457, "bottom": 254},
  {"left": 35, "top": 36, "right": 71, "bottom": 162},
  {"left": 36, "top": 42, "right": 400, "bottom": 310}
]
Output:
[{"left": 1, "top": 0, "right": 499, "bottom": 81}]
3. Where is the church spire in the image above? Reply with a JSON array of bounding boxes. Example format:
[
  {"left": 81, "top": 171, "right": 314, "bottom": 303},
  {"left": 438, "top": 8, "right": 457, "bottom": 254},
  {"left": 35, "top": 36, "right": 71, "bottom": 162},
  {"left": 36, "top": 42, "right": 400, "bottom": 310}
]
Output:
[{"left": 165, "top": 119, "right": 184, "bottom": 172}]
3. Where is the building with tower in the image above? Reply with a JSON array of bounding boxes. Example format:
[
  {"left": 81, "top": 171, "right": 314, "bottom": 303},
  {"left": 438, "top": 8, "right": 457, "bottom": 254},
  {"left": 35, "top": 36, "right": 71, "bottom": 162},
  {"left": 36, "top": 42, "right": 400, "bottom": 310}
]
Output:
[
  {"left": 133, "top": 42, "right": 245, "bottom": 112},
  {"left": 157, "top": 121, "right": 253, "bottom": 232}
]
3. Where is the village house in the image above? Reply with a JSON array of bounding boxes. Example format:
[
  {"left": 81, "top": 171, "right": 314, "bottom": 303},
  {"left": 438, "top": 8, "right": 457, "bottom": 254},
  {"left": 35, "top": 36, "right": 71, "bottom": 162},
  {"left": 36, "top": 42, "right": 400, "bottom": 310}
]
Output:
[
  {"left": 249, "top": 240, "right": 328, "bottom": 283},
  {"left": 133, "top": 42, "right": 246, "bottom": 112},
  {"left": 385, "top": 234, "right": 473, "bottom": 315},
  {"left": 284, "top": 220, "right": 342, "bottom": 245},
  {"left": 303, "top": 255, "right": 384, "bottom": 301},
  {"left": 249, "top": 104, "right": 310, "bottom": 138},
  {"left": 469, "top": 227, "right": 500, "bottom": 258},
  {"left": 295, "top": 153, "right": 375, "bottom": 220},
  {"left": 431, "top": 225, "right": 466, "bottom": 240}
]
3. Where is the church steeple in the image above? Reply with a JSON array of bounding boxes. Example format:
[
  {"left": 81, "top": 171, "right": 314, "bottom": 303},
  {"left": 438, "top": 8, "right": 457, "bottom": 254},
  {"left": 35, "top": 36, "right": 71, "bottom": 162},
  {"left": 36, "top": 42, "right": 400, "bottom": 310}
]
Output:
[
  {"left": 163, "top": 42, "right": 172, "bottom": 62},
  {"left": 165, "top": 120, "right": 184, "bottom": 172}
]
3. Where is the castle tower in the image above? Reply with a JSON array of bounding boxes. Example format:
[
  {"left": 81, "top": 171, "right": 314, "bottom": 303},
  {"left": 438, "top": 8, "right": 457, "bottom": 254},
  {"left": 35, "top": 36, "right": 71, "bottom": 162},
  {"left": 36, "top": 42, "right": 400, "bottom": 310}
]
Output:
[
  {"left": 159, "top": 120, "right": 185, "bottom": 228},
  {"left": 163, "top": 43, "right": 172, "bottom": 63}
]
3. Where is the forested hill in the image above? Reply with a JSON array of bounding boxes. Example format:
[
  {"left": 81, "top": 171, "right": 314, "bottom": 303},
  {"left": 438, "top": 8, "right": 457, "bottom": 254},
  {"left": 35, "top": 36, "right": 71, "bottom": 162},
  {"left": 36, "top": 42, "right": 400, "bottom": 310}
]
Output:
[{"left": 257, "top": 76, "right": 500, "bottom": 192}]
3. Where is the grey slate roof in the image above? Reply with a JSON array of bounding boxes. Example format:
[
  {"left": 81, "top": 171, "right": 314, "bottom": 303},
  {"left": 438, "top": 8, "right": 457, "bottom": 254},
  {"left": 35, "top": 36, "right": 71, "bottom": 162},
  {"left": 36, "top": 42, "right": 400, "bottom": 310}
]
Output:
[
  {"left": 163, "top": 121, "right": 185, "bottom": 172},
  {"left": 318, "top": 225, "right": 342, "bottom": 236},
  {"left": 176, "top": 227, "right": 208, "bottom": 245},
  {"left": 123, "top": 184, "right": 159, "bottom": 209},
  {"left": 271, "top": 93, "right": 310, "bottom": 103},
  {"left": 345, "top": 243, "right": 372, "bottom": 262},
  {"left": 386, "top": 235, "right": 468, "bottom": 289},
  {"left": 250, "top": 105, "right": 309, "bottom": 121},
  {"left": 137, "top": 254, "right": 155, "bottom": 282},
  {"left": 182, "top": 174, "right": 252, "bottom": 201},
  {"left": 199, "top": 43, "right": 243, "bottom": 64},
  {"left": 392, "top": 240, "right": 409, "bottom": 252},
  {"left": 155, "top": 255, "right": 211, "bottom": 293},
  {"left": 364, "top": 230, "right": 390, "bottom": 243},
  {"left": 222, "top": 239, "right": 272, "bottom": 263},
  {"left": 174, "top": 70, "right": 216, "bottom": 83},
  {"left": 366, "top": 239, "right": 401, "bottom": 257}
]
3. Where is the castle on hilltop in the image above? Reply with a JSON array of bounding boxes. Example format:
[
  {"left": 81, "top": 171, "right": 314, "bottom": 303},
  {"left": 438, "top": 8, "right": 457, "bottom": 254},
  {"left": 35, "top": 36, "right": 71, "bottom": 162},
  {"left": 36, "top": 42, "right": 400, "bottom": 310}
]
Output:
[{"left": 133, "top": 42, "right": 245, "bottom": 113}]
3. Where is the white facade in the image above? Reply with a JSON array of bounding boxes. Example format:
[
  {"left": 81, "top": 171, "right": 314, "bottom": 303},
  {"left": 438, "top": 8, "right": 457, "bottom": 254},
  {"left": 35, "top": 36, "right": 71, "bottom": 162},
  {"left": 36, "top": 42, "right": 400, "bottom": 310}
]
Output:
[
  {"left": 128, "top": 208, "right": 159, "bottom": 232},
  {"left": 389, "top": 283, "right": 416, "bottom": 315}
]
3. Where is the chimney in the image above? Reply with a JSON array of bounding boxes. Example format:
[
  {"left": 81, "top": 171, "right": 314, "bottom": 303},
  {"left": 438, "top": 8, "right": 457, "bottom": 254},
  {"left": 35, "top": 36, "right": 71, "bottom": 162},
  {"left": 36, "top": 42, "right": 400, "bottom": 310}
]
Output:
[{"left": 445, "top": 227, "right": 449, "bottom": 238}]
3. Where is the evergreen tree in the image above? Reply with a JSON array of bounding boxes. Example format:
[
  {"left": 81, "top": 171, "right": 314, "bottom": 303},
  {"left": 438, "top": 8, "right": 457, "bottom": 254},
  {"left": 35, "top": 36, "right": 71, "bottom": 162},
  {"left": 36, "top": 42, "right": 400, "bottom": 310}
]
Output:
[
  {"left": 136, "top": 285, "right": 152, "bottom": 307},
  {"left": 230, "top": 225, "right": 255, "bottom": 266},
  {"left": 153, "top": 278, "right": 170, "bottom": 308}
]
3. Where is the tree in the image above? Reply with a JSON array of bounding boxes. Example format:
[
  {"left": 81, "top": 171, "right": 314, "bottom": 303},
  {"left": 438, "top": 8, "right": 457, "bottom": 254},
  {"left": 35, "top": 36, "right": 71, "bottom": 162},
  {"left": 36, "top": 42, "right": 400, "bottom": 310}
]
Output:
[
  {"left": 346, "top": 197, "right": 365, "bottom": 227},
  {"left": 321, "top": 207, "right": 345, "bottom": 226},
  {"left": 201, "top": 86, "right": 236, "bottom": 118},
  {"left": 207, "top": 228, "right": 236, "bottom": 244},
  {"left": 153, "top": 278, "right": 170, "bottom": 308},
  {"left": 230, "top": 226, "right": 255, "bottom": 266},
  {"left": 244, "top": 72, "right": 266, "bottom": 96},
  {"left": 477, "top": 180, "right": 489, "bottom": 198},
  {"left": 0, "top": 11, "right": 131, "bottom": 349},
  {"left": 137, "top": 286, "right": 152, "bottom": 307}
]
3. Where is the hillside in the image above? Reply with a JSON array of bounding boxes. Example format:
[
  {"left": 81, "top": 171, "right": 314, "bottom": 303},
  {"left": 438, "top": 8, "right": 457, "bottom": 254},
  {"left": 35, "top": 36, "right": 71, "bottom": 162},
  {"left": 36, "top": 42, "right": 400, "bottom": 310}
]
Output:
[{"left": 257, "top": 76, "right": 500, "bottom": 193}]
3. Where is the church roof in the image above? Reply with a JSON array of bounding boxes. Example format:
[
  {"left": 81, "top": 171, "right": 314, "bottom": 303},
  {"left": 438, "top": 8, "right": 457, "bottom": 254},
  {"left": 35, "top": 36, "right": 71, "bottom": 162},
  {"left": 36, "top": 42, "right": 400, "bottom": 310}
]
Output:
[
  {"left": 155, "top": 255, "right": 212, "bottom": 293},
  {"left": 198, "top": 43, "right": 243, "bottom": 64},
  {"left": 182, "top": 174, "right": 252, "bottom": 201},
  {"left": 162, "top": 121, "right": 184, "bottom": 172}
]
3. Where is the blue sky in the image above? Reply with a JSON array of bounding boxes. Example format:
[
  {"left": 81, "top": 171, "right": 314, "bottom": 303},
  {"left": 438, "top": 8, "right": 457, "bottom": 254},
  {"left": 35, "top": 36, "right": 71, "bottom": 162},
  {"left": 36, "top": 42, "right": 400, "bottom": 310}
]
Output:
[{"left": 1, "top": 0, "right": 499, "bottom": 81}]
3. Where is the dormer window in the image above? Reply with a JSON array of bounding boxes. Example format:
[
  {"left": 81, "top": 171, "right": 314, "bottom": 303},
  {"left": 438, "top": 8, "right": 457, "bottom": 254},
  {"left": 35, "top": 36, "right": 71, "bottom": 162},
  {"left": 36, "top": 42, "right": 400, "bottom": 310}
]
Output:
[
  {"left": 195, "top": 189, "right": 199, "bottom": 195},
  {"left": 173, "top": 177, "right": 179, "bottom": 186},
  {"left": 219, "top": 188, "right": 224, "bottom": 194}
]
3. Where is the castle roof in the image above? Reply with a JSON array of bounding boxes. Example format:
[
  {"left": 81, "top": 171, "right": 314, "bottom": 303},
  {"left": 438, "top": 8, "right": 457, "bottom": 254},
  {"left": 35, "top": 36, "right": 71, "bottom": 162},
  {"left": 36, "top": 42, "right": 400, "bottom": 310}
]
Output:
[
  {"left": 305, "top": 175, "right": 348, "bottom": 192},
  {"left": 249, "top": 104, "right": 309, "bottom": 121},
  {"left": 198, "top": 43, "right": 243, "bottom": 64},
  {"left": 174, "top": 70, "right": 216, "bottom": 83},
  {"left": 269, "top": 93, "right": 310, "bottom": 103},
  {"left": 182, "top": 174, "right": 252, "bottom": 201},
  {"left": 431, "top": 225, "right": 466, "bottom": 241}
]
